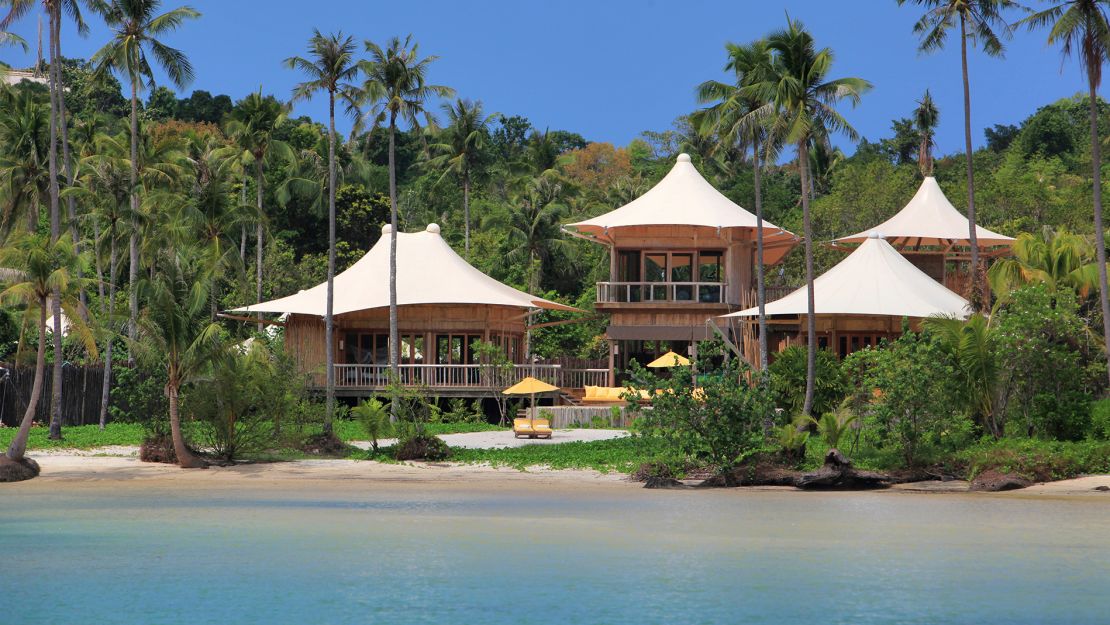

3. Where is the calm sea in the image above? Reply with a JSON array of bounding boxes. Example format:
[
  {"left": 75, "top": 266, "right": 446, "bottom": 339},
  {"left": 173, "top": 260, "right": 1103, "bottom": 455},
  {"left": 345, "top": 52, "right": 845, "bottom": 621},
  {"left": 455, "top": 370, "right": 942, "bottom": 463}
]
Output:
[{"left": 2, "top": 483, "right": 1108, "bottom": 624}]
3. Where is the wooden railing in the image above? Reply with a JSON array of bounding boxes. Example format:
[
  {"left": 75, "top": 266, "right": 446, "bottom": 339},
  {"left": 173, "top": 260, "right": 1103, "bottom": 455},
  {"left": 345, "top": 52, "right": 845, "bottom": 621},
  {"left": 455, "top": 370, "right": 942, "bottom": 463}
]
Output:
[
  {"left": 597, "top": 281, "right": 726, "bottom": 304},
  {"left": 739, "top": 284, "right": 797, "bottom": 309},
  {"left": 331, "top": 363, "right": 609, "bottom": 390}
]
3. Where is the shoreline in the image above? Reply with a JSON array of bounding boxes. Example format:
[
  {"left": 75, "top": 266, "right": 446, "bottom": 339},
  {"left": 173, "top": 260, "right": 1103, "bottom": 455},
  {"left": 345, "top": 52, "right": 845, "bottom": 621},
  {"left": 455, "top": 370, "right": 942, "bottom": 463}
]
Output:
[{"left": 8, "top": 450, "right": 1110, "bottom": 498}]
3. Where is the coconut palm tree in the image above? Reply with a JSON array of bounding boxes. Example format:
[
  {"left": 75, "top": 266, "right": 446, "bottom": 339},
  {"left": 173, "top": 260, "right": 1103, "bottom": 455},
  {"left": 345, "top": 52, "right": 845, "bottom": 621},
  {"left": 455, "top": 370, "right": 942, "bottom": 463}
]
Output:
[
  {"left": 923, "top": 313, "right": 1000, "bottom": 437},
  {"left": 224, "top": 89, "right": 293, "bottom": 328},
  {"left": 0, "top": 234, "right": 94, "bottom": 481},
  {"left": 760, "top": 17, "right": 870, "bottom": 416},
  {"left": 694, "top": 38, "right": 779, "bottom": 375},
  {"left": 359, "top": 34, "right": 454, "bottom": 420},
  {"left": 898, "top": 0, "right": 1016, "bottom": 309},
  {"left": 284, "top": 30, "right": 360, "bottom": 436},
  {"left": 91, "top": 0, "right": 200, "bottom": 353},
  {"left": 0, "top": 86, "right": 50, "bottom": 236},
  {"left": 915, "top": 89, "right": 940, "bottom": 177},
  {"left": 496, "top": 175, "right": 569, "bottom": 293},
  {"left": 1019, "top": 0, "right": 1110, "bottom": 385},
  {"left": 70, "top": 139, "right": 129, "bottom": 430},
  {"left": 134, "top": 248, "right": 225, "bottom": 469},
  {"left": 427, "top": 98, "right": 494, "bottom": 258},
  {"left": 987, "top": 227, "right": 1102, "bottom": 302}
]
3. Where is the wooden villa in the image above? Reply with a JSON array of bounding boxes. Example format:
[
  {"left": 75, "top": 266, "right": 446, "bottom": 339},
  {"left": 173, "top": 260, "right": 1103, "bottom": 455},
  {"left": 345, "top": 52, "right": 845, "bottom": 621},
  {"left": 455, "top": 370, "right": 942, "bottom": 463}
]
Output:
[
  {"left": 233, "top": 223, "right": 602, "bottom": 397},
  {"left": 564, "top": 153, "right": 799, "bottom": 380},
  {"left": 722, "top": 233, "right": 971, "bottom": 359},
  {"left": 833, "top": 176, "right": 1014, "bottom": 298}
]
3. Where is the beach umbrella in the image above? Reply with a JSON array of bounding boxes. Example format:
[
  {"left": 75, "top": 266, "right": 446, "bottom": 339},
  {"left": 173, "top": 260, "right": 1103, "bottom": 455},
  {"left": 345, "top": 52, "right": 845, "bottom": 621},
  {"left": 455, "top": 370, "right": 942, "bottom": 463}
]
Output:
[
  {"left": 503, "top": 376, "right": 560, "bottom": 427},
  {"left": 646, "top": 350, "right": 691, "bottom": 368}
]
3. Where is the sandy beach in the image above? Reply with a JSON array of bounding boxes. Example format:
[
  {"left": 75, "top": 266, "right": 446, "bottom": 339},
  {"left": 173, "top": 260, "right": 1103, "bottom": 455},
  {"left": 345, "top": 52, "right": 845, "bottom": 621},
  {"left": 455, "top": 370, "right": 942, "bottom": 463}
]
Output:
[{"left": 9, "top": 445, "right": 1110, "bottom": 499}]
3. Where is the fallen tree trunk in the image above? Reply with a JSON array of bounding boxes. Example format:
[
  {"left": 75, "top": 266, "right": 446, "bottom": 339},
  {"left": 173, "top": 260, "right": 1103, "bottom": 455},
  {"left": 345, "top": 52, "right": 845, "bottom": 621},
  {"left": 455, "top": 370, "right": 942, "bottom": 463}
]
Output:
[{"left": 795, "top": 449, "right": 891, "bottom": 490}]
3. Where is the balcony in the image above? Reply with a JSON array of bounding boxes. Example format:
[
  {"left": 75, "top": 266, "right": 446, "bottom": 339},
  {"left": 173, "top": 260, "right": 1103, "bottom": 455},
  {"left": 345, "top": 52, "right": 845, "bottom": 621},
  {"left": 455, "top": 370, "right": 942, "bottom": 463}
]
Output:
[
  {"left": 596, "top": 281, "right": 726, "bottom": 305},
  {"left": 329, "top": 363, "right": 609, "bottom": 392}
]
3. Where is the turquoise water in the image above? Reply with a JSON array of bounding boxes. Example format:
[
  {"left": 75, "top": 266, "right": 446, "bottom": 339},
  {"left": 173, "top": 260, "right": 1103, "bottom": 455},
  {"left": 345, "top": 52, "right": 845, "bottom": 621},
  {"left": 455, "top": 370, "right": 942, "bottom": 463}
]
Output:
[{"left": 2, "top": 484, "right": 1109, "bottom": 624}]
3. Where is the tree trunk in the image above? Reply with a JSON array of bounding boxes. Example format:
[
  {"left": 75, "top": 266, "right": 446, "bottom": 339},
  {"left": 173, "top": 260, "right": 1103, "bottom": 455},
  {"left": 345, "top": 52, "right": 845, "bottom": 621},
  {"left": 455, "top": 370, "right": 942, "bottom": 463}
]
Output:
[
  {"left": 94, "top": 218, "right": 105, "bottom": 311},
  {"left": 323, "top": 93, "right": 337, "bottom": 435},
  {"left": 960, "top": 15, "right": 982, "bottom": 310},
  {"left": 6, "top": 303, "right": 49, "bottom": 461},
  {"left": 55, "top": 17, "right": 84, "bottom": 311},
  {"left": 753, "top": 134, "right": 769, "bottom": 376},
  {"left": 1089, "top": 79, "right": 1110, "bottom": 386},
  {"left": 387, "top": 116, "right": 400, "bottom": 423},
  {"left": 463, "top": 171, "right": 470, "bottom": 259},
  {"left": 255, "top": 159, "right": 264, "bottom": 333},
  {"left": 127, "top": 79, "right": 140, "bottom": 360},
  {"left": 98, "top": 230, "right": 118, "bottom": 430},
  {"left": 46, "top": 8, "right": 63, "bottom": 441},
  {"left": 799, "top": 140, "right": 817, "bottom": 416},
  {"left": 239, "top": 177, "right": 247, "bottom": 263},
  {"left": 167, "top": 382, "right": 205, "bottom": 468}
]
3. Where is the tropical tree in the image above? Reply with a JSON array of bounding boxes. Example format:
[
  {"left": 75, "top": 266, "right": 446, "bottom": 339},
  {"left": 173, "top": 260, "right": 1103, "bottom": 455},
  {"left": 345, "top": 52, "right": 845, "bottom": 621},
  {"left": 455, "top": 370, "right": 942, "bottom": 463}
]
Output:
[
  {"left": 760, "top": 17, "right": 870, "bottom": 415},
  {"left": 694, "top": 38, "right": 778, "bottom": 374},
  {"left": 224, "top": 89, "right": 293, "bottom": 327},
  {"left": 0, "top": 86, "right": 50, "bottom": 235},
  {"left": 1019, "top": 0, "right": 1110, "bottom": 385},
  {"left": 0, "top": 235, "right": 94, "bottom": 480},
  {"left": 987, "top": 227, "right": 1101, "bottom": 301},
  {"left": 360, "top": 34, "right": 454, "bottom": 419},
  {"left": 499, "top": 175, "right": 568, "bottom": 293},
  {"left": 915, "top": 89, "right": 939, "bottom": 176},
  {"left": 91, "top": 0, "right": 200, "bottom": 352},
  {"left": 923, "top": 314, "right": 1001, "bottom": 437},
  {"left": 284, "top": 29, "right": 360, "bottom": 436},
  {"left": 427, "top": 98, "right": 493, "bottom": 258},
  {"left": 134, "top": 248, "right": 224, "bottom": 468},
  {"left": 899, "top": 0, "right": 1016, "bottom": 309}
]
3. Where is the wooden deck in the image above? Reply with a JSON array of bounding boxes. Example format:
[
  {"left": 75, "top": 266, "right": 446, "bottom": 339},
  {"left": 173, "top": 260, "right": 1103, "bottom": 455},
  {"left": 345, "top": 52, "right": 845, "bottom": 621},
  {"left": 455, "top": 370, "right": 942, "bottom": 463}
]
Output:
[{"left": 317, "top": 363, "right": 609, "bottom": 397}]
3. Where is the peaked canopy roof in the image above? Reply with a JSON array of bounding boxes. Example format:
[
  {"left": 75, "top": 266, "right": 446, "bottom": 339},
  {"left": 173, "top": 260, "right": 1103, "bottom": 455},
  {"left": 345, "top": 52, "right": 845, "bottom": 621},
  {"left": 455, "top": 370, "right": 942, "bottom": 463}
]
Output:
[
  {"left": 564, "top": 153, "right": 797, "bottom": 264},
  {"left": 234, "top": 224, "right": 580, "bottom": 316},
  {"left": 835, "top": 176, "right": 1014, "bottom": 250},
  {"left": 723, "top": 234, "right": 970, "bottom": 319}
]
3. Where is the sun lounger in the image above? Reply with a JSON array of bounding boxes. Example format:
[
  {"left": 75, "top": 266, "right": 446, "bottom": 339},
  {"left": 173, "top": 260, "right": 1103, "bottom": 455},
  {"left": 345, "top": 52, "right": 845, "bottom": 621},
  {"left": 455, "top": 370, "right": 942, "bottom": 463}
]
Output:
[
  {"left": 513, "top": 418, "right": 536, "bottom": 438},
  {"left": 531, "top": 418, "right": 553, "bottom": 439}
]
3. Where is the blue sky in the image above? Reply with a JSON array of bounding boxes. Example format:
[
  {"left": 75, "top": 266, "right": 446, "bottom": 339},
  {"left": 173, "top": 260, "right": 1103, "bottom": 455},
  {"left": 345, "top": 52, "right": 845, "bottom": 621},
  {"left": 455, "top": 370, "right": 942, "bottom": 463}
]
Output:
[{"left": 2, "top": 0, "right": 1104, "bottom": 156}]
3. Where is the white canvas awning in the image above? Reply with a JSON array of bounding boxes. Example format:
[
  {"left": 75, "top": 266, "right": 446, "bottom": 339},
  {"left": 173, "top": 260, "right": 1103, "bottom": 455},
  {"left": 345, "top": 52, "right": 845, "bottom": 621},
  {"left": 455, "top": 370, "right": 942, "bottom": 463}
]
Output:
[
  {"left": 722, "top": 233, "right": 970, "bottom": 319},
  {"left": 564, "top": 153, "right": 797, "bottom": 264},
  {"left": 835, "top": 176, "right": 1013, "bottom": 250},
  {"left": 233, "top": 224, "right": 580, "bottom": 316}
]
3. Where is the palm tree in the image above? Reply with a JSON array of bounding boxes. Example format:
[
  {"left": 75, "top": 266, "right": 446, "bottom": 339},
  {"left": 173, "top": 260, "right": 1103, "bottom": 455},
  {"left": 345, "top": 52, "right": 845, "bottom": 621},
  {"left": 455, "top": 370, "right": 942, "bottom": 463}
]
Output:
[
  {"left": 135, "top": 248, "right": 224, "bottom": 469},
  {"left": 915, "top": 89, "right": 940, "bottom": 177},
  {"left": 0, "top": 86, "right": 50, "bottom": 236},
  {"left": 1019, "top": 0, "right": 1110, "bottom": 385},
  {"left": 70, "top": 137, "right": 130, "bottom": 430},
  {"left": 987, "top": 227, "right": 1101, "bottom": 301},
  {"left": 923, "top": 314, "right": 1000, "bottom": 437},
  {"left": 898, "top": 0, "right": 1016, "bottom": 309},
  {"left": 695, "top": 38, "right": 778, "bottom": 374},
  {"left": 91, "top": 0, "right": 200, "bottom": 355},
  {"left": 761, "top": 17, "right": 870, "bottom": 416},
  {"left": 360, "top": 34, "right": 454, "bottom": 420},
  {"left": 224, "top": 89, "right": 293, "bottom": 329},
  {"left": 284, "top": 30, "right": 360, "bottom": 436},
  {"left": 498, "top": 175, "right": 568, "bottom": 293},
  {"left": 0, "top": 234, "right": 94, "bottom": 481},
  {"left": 427, "top": 98, "right": 493, "bottom": 258}
]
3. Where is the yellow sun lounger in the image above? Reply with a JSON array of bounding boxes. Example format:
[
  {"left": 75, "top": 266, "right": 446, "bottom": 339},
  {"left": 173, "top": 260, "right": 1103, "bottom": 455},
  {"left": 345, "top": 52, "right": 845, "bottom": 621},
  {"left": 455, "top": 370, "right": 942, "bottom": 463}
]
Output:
[
  {"left": 513, "top": 418, "right": 534, "bottom": 438},
  {"left": 531, "top": 418, "right": 553, "bottom": 439},
  {"left": 513, "top": 417, "right": 553, "bottom": 439}
]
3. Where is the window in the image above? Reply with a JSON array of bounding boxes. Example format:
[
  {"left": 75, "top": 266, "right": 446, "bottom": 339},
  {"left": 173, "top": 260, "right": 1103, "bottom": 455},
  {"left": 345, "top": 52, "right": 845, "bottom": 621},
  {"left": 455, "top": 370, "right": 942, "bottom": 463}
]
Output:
[
  {"left": 671, "top": 253, "right": 693, "bottom": 300},
  {"left": 698, "top": 251, "right": 723, "bottom": 302},
  {"left": 618, "top": 250, "right": 642, "bottom": 301}
]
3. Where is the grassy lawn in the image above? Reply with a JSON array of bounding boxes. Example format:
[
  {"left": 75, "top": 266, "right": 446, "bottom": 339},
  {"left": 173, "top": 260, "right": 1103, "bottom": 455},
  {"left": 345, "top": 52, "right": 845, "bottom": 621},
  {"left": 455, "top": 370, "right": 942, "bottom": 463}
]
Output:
[
  {"left": 0, "top": 419, "right": 505, "bottom": 452},
  {"left": 430, "top": 436, "right": 659, "bottom": 473}
]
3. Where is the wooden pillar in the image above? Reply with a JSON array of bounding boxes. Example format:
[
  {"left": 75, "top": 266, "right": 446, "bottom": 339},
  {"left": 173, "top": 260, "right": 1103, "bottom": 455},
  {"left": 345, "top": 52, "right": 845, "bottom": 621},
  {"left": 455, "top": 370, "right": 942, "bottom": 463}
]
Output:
[{"left": 608, "top": 340, "right": 616, "bottom": 387}]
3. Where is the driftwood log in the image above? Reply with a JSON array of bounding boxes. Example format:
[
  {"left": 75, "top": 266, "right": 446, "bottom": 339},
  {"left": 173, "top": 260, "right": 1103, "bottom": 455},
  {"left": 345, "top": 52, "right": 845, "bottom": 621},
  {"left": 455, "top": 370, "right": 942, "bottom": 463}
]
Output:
[{"left": 795, "top": 449, "right": 891, "bottom": 490}]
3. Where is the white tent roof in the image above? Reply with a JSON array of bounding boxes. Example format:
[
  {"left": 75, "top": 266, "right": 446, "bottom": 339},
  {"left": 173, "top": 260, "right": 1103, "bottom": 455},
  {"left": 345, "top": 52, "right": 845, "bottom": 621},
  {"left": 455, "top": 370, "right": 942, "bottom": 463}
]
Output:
[
  {"left": 835, "top": 176, "right": 1014, "bottom": 249},
  {"left": 234, "top": 224, "right": 579, "bottom": 316},
  {"left": 722, "top": 233, "right": 970, "bottom": 319},
  {"left": 565, "top": 153, "right": 797, "bottom": 264}
]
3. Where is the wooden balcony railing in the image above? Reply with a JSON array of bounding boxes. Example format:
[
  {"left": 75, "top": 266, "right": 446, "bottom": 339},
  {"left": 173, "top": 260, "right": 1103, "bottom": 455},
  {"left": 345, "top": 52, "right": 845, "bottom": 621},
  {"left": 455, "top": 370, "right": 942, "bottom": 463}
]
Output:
[
  {"left": 330, "top": 363, "right": 609, "bottom": 391},
  {"left": 597, "top": 281, "right": 726, "bottom": 304}
]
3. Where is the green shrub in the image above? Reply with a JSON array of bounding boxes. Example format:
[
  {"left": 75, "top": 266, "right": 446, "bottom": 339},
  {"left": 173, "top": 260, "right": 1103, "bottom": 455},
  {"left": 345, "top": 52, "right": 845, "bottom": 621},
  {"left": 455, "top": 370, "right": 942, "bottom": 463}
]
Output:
[
  {"left": 768, "top": 345, "right": 847, "bottom": 416},
  {"left": 955, "top": 438, "right": 1110, "bottom": 481},
  {"left": 626, "top": 343, "right": 773, "bottom": 474},
  {"left": 1091, "top": 399, "right": 1110, "bottom": 440},
  {"left": 352, "top": 398, "right": 391, "bottom": 452}
]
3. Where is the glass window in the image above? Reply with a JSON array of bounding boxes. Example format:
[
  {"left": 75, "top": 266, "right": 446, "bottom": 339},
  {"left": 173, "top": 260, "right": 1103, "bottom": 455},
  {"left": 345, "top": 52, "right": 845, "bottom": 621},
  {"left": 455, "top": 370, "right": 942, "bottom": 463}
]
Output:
[
  {"left": 645, "top": 253, "right": 667, "bottom": 300},
  {"left": 671, "top": 254, "right": 693, "bottom": 300},
  {"left": 618, "top": 250, "right": 642, "bottom": 302},
  {"left": 344, "top": 332, "right": 359, "bottom": 364},
  {"left": 698, "top": 251, "right": 723, "bottom": 303},
  {"left": 436, "top": 335, "right": 451, "bottom": 365}
]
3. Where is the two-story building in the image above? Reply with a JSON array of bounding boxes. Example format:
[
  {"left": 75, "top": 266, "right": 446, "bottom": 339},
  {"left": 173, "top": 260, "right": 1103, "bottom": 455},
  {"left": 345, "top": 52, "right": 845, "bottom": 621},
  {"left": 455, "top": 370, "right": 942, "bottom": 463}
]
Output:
[{"left": 564, "top": 153, "right": 799, "bottom": 382}]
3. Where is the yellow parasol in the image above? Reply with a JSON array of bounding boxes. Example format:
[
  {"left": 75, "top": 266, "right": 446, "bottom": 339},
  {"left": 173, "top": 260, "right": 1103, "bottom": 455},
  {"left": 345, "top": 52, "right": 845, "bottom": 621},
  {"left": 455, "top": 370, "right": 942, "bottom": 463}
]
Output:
[
  {"left": 503, "top": 376, "right": 560, "bottom": 426},
  {"left": 646, "top": 350, "right": 691, "bottom": 368}
]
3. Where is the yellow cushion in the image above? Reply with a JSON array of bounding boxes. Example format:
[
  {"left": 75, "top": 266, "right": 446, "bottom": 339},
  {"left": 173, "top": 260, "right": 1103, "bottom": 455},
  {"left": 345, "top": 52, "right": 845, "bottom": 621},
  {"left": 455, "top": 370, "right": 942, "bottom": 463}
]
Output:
[
  {"left": 610, "top": 387, "right": 628, "bottom": 400},
  {"left": 584, "top": 385, "right": 600, "bottom": 400}
]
